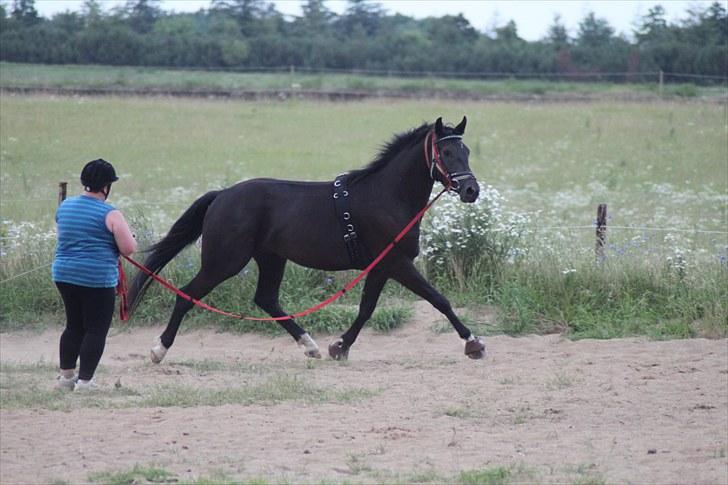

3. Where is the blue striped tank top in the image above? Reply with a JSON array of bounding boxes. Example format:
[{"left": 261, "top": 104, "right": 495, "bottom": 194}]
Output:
[{"left": 52, "top": 195, "right": 119, "bottom": 288}]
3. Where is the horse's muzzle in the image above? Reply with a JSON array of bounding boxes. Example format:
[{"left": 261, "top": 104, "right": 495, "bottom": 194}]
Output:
[{"left": 453, "top": 176, "right": 479, "bottom": 203}]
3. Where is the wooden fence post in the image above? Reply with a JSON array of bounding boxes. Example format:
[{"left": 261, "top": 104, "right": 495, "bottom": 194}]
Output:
[
  {"left": 58, "top": 181, "right": 67, "bottom": 206},
  {"left": 659, "top": 70, "right": 664, "bottom": 97},
  {"left": 596, "top": 203, "right": 607, "bottom": 261}
]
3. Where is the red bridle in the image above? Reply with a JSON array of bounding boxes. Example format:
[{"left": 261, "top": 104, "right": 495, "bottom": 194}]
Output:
[{"left": 423, "top": 130, "right": 473, "bottom": 191}]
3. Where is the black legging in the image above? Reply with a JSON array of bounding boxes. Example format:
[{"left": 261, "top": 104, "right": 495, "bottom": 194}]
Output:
[{"left": 56, "top": 282, "right": 115, "bottom": 381}]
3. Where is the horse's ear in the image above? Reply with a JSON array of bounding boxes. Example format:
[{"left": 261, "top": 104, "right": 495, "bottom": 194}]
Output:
[
  {"left": 435, "top": 117, "right": 444, "bottom": 136},
  {"left": 454, "top": 116, "right": 467, "bottom": 135}
]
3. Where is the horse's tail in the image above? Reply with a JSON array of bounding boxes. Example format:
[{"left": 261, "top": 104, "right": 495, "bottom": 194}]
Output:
[{"left": 126, "top": 190, "right": 220, "bottom": 317}]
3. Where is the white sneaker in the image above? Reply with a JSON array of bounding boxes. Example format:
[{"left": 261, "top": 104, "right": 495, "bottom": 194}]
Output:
[
  {"left": 73, "top": 379, "right": 99, "bottom": 392},
  {"left": 55, "top": 375, "right": 77, "bottom": 391}
]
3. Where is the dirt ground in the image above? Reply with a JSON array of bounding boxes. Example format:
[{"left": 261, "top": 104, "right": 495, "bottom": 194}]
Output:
[{"left": 1, "top": 302, "right": 727, "bottom": 485}]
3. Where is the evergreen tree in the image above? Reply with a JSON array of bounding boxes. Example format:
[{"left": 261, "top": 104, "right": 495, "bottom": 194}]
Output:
[
  {"left": 546, "top": 14, "right": 570, "bottom": 47},
  {"left": 300, "top": 0, "right": 334, "bottom": 33},
  {"left": 81, "top": 0, "right": 103, "bottom": 27},
  {"left": 11, "top": 0, "right": 39, "bottom": 25},
  {"left": 211, "top": 0, "right": 269, "bottom": 36},
  {"left": 338, "top": 0, "right": 385, "bottom": 37},
  {"left": 125, "top": 0, "right": 161, "bottom": 33},
  {"left": 576, "top": 12, "right": 615, "bottom": 48},
  {"left": 635, "top": 5, "right": 668, "bottom": 43},
  {"left": 495, "top": 19, "right": 520, "bottom": 43}
]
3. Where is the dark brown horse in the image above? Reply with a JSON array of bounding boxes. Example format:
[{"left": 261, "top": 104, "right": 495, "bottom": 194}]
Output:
[{"left": 126, "top": 117, "right": 485, "bottom": 362}]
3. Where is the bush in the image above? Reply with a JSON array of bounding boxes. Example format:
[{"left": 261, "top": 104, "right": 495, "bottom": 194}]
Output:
[{"left": 420, "top": 183, "right": 530, "bottom": 290}]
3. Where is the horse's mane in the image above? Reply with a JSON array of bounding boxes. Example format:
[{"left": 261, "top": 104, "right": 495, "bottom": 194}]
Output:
[{"left": 347, "top": 122, "right": 432, "bottom": 184}]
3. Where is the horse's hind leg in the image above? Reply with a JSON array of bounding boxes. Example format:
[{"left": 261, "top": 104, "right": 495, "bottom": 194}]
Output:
[
  {"left": 151, "top": 259, "right": 251, "bottom": 363},
  {"left": 253, "top": 254, "right": 321, "bottom": 359}
]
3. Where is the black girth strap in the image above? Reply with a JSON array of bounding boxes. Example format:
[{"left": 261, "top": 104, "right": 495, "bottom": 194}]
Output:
[{"left": 332, "top": 174, "right": 370, "bottom": 267}]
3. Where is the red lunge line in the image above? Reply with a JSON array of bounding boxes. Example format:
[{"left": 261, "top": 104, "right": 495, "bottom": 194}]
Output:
[
  {"left": 119, "top": 187, "right": 448, "bottom": 322},
  {"left": 116, "top": 260, "right": 129, "bottom": 321}
]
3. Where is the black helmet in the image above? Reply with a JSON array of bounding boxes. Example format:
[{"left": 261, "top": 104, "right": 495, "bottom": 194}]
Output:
[{"left": 81, "top": 159, "right": 118, "bottom": 191}]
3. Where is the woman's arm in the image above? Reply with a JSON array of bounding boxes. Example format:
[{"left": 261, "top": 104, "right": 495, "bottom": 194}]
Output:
[{"left": 106, "top": 210, "right": 137, "bottom": 257}]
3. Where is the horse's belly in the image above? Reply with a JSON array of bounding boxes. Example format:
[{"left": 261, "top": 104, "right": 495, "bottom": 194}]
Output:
[{"left": 262, "top": 227, "right": 352, "bottom": 271}]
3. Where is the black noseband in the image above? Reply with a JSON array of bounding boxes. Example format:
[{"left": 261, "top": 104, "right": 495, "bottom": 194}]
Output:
[{"left": 447, "top": 171, "right": 475, "bottom": 191}]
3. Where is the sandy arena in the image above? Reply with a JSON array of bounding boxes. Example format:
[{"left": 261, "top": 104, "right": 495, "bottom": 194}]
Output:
[{"left": 1, "top": 302, "right": 726, "bottom": 484}]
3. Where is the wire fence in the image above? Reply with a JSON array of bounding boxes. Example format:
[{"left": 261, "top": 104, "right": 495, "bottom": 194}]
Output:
[
  {"left": 2, "top": 223, "right": 725, "bottom": 285},
  {"left": 3, "top": 62, "right": 726, "bottom": 86},
  {"left": 0, "top": 262, "right": 53, "bottom": 283},
  {"left": 2, "top": 222, "right": 725, "bottom": 242},
  {"left": 122, "top": 64, "right": 728, "bottom": 84}
]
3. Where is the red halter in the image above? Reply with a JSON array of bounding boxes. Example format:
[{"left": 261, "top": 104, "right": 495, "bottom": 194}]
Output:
[{"left": 423, "top": 130, "right": 474, "bottom": 192}]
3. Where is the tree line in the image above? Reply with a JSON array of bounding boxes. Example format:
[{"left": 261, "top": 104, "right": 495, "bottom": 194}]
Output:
[{"left": 1, "top": 0, "right": 726, "bottom": 81}]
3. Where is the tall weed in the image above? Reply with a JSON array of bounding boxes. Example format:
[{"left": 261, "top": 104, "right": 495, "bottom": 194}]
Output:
[{"left": 491, "top": 246, "right": 727, "bottom": 339}]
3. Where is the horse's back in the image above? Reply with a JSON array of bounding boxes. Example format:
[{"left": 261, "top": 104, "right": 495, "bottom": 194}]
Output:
[{"left": 202, "top": 178, "right": 351, "bottom": 270}]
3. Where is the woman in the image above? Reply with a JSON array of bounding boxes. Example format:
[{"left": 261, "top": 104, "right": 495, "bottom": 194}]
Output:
[{"left": 53, "top": 159, "right": 137, "bottom": 391}]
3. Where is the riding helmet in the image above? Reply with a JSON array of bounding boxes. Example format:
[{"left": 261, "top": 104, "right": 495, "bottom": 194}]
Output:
[{"left": 80, "top": 159, "right": 119, "bottom": 191}]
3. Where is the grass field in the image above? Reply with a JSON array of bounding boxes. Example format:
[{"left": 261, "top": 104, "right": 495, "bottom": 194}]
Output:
[
  {"left": 2, "top": 62, "right": 725, "bottom": 99},
  {"left": 1, "top": 96, "right": 723, "bottom": 227},
  {"left": 1, "top": 91, "right": 726, "bottom": 336}
]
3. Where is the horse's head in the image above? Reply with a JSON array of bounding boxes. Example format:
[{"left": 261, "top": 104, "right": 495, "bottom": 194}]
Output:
[{"left": 428, "top": 116, "right": 479, "bottom": 203}]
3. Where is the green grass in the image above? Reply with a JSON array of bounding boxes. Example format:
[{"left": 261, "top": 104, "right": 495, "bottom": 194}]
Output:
[
  {"left": 0, "top": 362, "right": 377, "bottom": 411},
  {"left": 458, "top": 467, "right": 511, "bottom": 485},
  {"left": 83, "top": 463, "right": 540, "bottom": 485},
  {"left": 80, "top": 464, "right": 608, "bottom": 485},
  {"left": 0, "top": 378, "right": 377, "bottom": 411},
  {"left": 0, "top": 96, "right": 722, "bottom": 230},
  {"left": 138, "top": 376, "right": 378, "bottom": 408},
  {"left": 89, "top": 465, "right": 176, "bottom": 485},
  {"left": 487, "top": 249, "right": 727, "bottom": 339},
  {"left": 88, "top": 465, "right": 270, "bottom": 485},
  {"left": 440, "top": 405, "right": 486, "bottom": 419},
  {"left": 1, "top": 74, "right": 725, "bottom": 338},
  {"left": 3, "top": 62, "right": 724, "bottom": 99}
]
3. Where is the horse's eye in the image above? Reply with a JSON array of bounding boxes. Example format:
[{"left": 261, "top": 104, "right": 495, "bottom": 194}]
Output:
[{"left": 444, "top": 149, "right": 452, "bottom": 157}]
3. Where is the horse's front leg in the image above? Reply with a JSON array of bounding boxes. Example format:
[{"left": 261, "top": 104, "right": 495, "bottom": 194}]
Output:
[
  {"left": 392, "top": 260, "right": 485, "bottom": 359},
  {"left": 328, "top": 270, "right": 388, "bottom": 360}
]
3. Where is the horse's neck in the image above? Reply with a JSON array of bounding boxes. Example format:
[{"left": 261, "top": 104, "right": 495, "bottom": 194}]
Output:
[{"left": 366, "top": 141, "right": 434, "bottom": 211}]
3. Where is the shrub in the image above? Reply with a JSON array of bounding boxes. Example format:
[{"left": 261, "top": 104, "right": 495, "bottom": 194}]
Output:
[{"left": 420, "top": 184, "right": 530, "bottom": 290}]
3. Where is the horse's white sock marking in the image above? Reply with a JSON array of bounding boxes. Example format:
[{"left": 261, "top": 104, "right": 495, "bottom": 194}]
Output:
[
  {"left": 298, "top": 333, "right": 321, "bottom": 358},
  {"left": 150, "top": 338, "right": 168, "bottom": 364}
]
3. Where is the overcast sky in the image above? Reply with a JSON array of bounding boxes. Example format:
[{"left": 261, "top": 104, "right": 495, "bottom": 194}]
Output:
[{"left": 31, "top": 0, "right": 709, "bottom": 41}]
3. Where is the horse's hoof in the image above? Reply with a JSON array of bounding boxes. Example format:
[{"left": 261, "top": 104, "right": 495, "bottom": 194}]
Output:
[
  {"left": 465, "top": 337, "right": 486, "bottom": 360},
  {"left": 328, "top": 338, "right": 349, "bottom": 361},
  {"left": 305, "top": 349, "right": 322, "bottom": 359},
  {"left": 298, "top": 333, "right": 322, "bottom": 359},
  {"left": 150, "top": 339, "right": 168, "bottom": 364}
]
